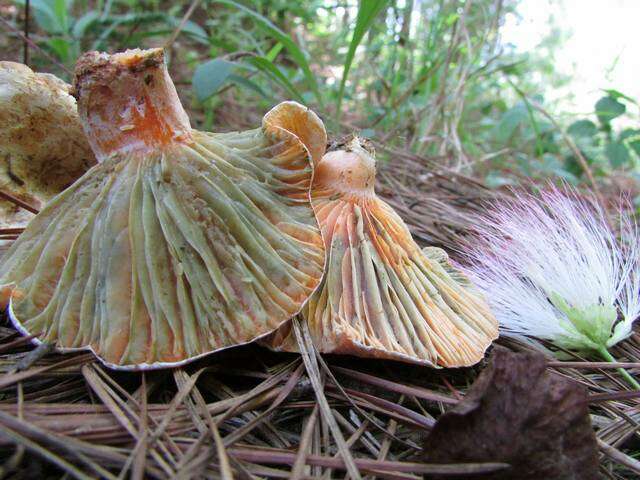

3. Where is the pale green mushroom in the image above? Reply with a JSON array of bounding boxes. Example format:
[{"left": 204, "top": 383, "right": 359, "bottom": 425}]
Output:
[{"left": 0, "top": 49, "right": 327, "bottom": 369}]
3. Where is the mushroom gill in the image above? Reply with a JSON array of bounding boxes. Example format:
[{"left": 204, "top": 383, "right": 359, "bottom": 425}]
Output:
[
  {"left": 0, "top": 48, "right": 326, "bottom": 369},
  {"left": 268, "top": 137, "right": 498, "bottom": 367}
]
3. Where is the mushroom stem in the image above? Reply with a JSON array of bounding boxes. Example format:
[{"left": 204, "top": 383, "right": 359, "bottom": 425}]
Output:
[
  {"left": 314, "top": 137, "right": 376, "bottom": 196},
  {"left": 74, "top": 48, "right": 192, "bottom": 160}
]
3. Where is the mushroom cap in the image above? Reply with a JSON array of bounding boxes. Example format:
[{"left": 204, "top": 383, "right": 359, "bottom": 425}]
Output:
[
  {"left": 0, "top": 49, "right": 327, "bottom": 369},
  {"left": 0, "top": 62, "right": 96, "bottom": 227},
  {"left": 267, "top": 139, "right": 498, "bottom": 367},
  {"left": 262, "top": 101, "right": 327, "bottom": 166},
  {"left": 314, "top": 140, "right": 376, "bottom": 194}
]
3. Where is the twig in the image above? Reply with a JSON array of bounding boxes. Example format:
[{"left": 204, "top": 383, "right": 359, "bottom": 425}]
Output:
[
  {"left": 10, "top": 342, "right": 55, "bottom": 374},
  {"left": 23, "top": 0, "right": 30, "bottom": 66},
  {"left": 163, "top": 0, "right": 201, "bottom": 49},
  {"left": 0, "top": 228, "right": 25, "bottom": 235},
  {"left": 0, "top": 191, "right": 39, "bottom": 215},
  {"left": 293, "top": 318, "right": 362, "bottom": 480},
  {"left": 0, "top": 16, "right": 72, "bottom": 76},
  {"left": 548, "top": 361, "right": 640, "bottom": 369},
  {"left": 228, "top": 448, "right": 510, "bottom": 476},
  {"left": 598, "top": 438, "right": 640, "bottom": 475}
]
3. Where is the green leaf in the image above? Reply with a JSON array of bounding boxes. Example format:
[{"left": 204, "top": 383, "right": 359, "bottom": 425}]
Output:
[
  {"left": 603, "top": 88, "right": 637, "bottom": 105},
  {"left": 359, "top": 128, "right": 375, "bottom": 138},
  {"left": 192, "top": 59, "right": 236, "bottom": 102},
  {"left": 52, "top": 0, "right": 71, "bottom": 32},
  {"left": 595, "top": 96, "right": 625, "bottom": 125},
  {"left": 567, "top": 119, "right": 597, "bottom": 138},
  {"left": 494, "top": 105, "right": 527, "bottom": 143},
  {"left": 215, "top": 0, "right": 321, "bottom": 105},
  {"left": 336, "top": 0, "right": 388, "bottom": 118},
  {"left": 15, "top": 0, "right": 63, "bottom": 33},
  {"left": 605, "top": 141, "right": 630, "bottom": 168},
  {"left": 485, "top": 172, "right": 516, "bottom": 188},
  {"left": 227, "top": 74, "right": 269, "bottom": 99},
  {"left": 619, "top": 129, "right": 640, "bottom": 155},
  {"left": 72, "top": 10, "right": 100, "bottom": 38},
  {"left": 166, "top": 17, "right": 208, "bottom": 44},
  {"left": 243, "top": 56, "right": 304, "bottom": 103},
  {"left": 46, "top": 37, "right": 72, "bottom": 62},
  {"left": 265, "top": 42, "right": 284, "bottom": 62}
]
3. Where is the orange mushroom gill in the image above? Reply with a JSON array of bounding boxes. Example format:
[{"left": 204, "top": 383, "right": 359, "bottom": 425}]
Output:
[{"left": 268, "top": 137, "right": 498, "bottom": 367}]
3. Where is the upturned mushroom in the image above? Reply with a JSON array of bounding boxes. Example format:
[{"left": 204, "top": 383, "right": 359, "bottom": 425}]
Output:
[
  {"left": 0, "top": 48, "right": 326, "bottom": 369},
  {"left": 0, "top": 62, "right": 96, "bottom": 227},
  {"left": 268, "top": 138, "right": 498, "bottom": 367}
]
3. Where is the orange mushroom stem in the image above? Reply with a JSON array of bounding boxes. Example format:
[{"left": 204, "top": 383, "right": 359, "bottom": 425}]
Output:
[{"left": 74, "top": 49, "right": 192, "bottom": 159}]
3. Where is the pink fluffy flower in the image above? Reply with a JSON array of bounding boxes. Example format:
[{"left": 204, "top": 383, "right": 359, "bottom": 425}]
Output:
[{"left": 464, "top": 186, "right": 640, "bottom": 353}]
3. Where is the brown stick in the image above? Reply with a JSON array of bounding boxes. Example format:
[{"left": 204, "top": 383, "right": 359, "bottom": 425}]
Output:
[
  {"left": 548, "top": 361, "right": 640, "bottom": 370},
  {"left": 0, "top": 16, "right": 72, "bottom": 76},
  {"left": 228, "top": 447, "right": 509, "bottom": 475},
  {"left": 0, "top": 191, "right": 39, "bottom": 214},
  {"left": 598, "top": 438, "right": 640, "bottom": 475},
  {"left": 23, "top": 0, "right": 30, "bottom": 66},
  {"left": 0, "top": 228, "right": 25, "bottom": 235}
]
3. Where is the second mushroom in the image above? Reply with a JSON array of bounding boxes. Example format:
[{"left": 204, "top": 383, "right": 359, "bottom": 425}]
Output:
[{"left": 268, "top": 138, "right": 498, "bottom": 367}]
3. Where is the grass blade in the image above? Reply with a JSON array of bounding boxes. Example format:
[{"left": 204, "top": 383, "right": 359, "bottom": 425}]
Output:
[
  {"left": 216, "top": 0, "right": 322, "bottom": 106},
  {"left": 244, "top": 56, "right": 304, "bottom": 102},
  {"left": 336, "top": 0, "right": 388, "bottom": 120}
]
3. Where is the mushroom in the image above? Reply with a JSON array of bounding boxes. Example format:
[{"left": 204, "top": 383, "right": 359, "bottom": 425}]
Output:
[
  {"left": 0, "top": 62, "right": 96, "bottom": 228},
  {"left": 268, "top": 138, "right": 498, "bottom": 367},
  {"left": 0, "top": 49, "right": 326, "bottom": 369}
]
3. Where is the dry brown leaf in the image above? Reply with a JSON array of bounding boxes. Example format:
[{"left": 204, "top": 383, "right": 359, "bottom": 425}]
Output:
[{"left": 423, "top": 347, "right": 599, "bottom": 480}]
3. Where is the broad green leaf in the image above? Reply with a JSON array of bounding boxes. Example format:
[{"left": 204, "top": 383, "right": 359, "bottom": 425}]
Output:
[
  {"left": 620, "top": 129, "right": 640, "bottom": 155},
  {"left": 605, "top": 141, "right": 630, "bottom": 168},
  {"left": 567, "top": 119, "right": 597, "bottom": 138},
  {"left": 336, "top": 0, "right": 388, "bottom": 118},
  {"left": 227, "top": 74, "right": 269, "bottom": 99},
  {"left": 595, "top": 96, "right": 625, "bottom": 125},
  {"left": 494, "top": 105, "right": 527, "bottom": 143},
  {"left": 15, "top": 0, "right": 63, "bottom": 33},
  {"left": 603, "top": 88, "right": 637, "bottom": 105},
  {"left": 564, "top": 155, "right": 586, "bottom": 178},
  {"left": 215, "top": 0, "right": 321, "bottom": 105},
  {"left": 192, "top": 59, "right": 236, "bottom": 102},
  {"left": 535, "top": 154, "right": 579, "bottom": 183},
  {"left": 244, "top": 56, "right": 304, "bottom": 102}
]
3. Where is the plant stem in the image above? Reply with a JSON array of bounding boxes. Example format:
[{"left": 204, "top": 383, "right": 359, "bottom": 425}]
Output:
[{"left": 596, "top": 346, "right": 640, "bottom": 390}]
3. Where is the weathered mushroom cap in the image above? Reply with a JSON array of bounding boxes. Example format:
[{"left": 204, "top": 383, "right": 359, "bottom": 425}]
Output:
[
  {"left": 262, "top": 101, "right": 327, "bottom": 166},
  {"left": 0, "top": 62, "right": 96, "bottom": 227},
  {"left": 268, "top": 138, "right": 498, "bottom": 367},
  {"left": 0, "top": 49, "right": 326, "bottom": 369}
]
